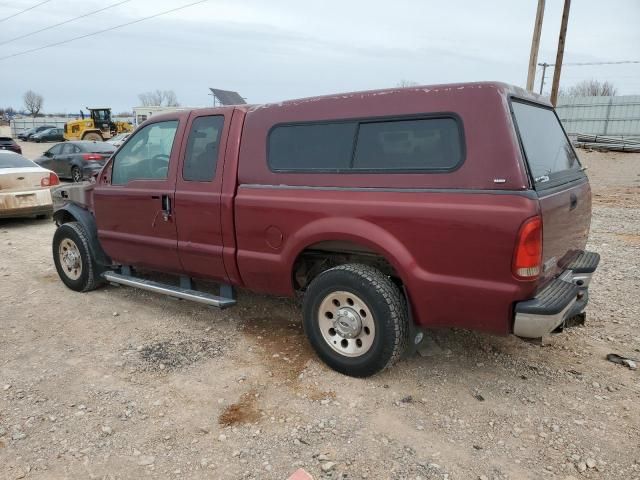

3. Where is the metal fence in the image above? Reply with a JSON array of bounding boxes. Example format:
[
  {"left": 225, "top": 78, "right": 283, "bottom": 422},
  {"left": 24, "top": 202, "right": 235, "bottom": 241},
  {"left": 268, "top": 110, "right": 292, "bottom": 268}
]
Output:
[
  {"left": 556, "top": 95, "right": 640, "bottom": 137},
  {"left": 9, "top": 116, "right": 134, "bottom": 137},
  {"left": 9, "top": 117, "right": 69, "bottom": 136}
]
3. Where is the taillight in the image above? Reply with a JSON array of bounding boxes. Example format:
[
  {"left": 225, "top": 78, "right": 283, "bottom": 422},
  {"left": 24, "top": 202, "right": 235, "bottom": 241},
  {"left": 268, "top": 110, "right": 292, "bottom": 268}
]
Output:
[
  {"left": 41, "top": 172, "right": 60, "bottom": 187},
  {"left": 83, "top": 153, "right": 103, "bottom": 161},
  {"left": 512, "top": 216, "right": 542, "bottom": 279}
]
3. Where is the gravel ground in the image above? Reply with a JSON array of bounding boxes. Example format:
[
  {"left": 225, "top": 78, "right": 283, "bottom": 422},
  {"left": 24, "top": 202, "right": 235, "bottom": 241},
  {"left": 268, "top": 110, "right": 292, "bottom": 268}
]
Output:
[{"left": 0, "top": 149, "right": 639, "bottom": 480}]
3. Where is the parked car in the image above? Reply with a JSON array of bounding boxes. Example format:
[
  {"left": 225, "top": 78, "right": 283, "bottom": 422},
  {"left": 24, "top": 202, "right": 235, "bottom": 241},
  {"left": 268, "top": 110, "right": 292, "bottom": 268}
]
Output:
[
  {"left": 0, "top": 136, "right": 22, "bottom": 154},
  {"left": 35, "top": 141, "right": 115, "bottom": 183},
  {"left": 31, "top": 127, "right": 65, "bottom": 143},
  {"left": 0, "top": 151, "right": 59, "bottom": 219},
  {"left": 17, "top": 125, "right": 56, "bottom": 141},
  {"left": 105, "top": 132, "right": 131, "bottom": 148},
  {"left": 51, "top": 82, "right": 599, "bottom": 377}
]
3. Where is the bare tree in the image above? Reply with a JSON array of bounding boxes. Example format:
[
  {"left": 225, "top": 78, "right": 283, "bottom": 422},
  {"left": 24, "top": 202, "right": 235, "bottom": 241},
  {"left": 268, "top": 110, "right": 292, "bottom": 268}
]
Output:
[
  {"left": 23, "top": 90, "right": 44, "bottom": 117},
  {"left": 163, "top": 90, "right": 179, "bottom": 107},
  {"left": 138, "top": 89, "right": 180, "bottom": 107},
  {"left": 396, "top": 80, "right": 419, "bottom": 88},
  {"left": 561, "top": 79, "right": 618, "bottom": 97}
]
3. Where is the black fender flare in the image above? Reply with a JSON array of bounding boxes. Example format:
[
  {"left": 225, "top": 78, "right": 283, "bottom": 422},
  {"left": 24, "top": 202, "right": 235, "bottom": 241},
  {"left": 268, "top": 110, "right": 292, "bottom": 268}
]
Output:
[{"left": 53, "top": 203, "right": 111, "bottom": 267}]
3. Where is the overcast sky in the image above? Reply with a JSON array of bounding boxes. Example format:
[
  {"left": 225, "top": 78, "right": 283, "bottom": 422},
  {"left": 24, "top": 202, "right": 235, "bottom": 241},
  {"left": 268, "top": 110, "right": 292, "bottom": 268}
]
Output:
[{"left": 1, "top": 0, "right": 639, "bottom": 113}]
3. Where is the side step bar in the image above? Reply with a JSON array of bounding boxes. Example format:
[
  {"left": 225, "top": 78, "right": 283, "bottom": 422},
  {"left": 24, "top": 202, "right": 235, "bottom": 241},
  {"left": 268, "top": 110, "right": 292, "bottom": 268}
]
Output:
[{"left": 102, "top": 271, "right": 236, "bottom": 309}]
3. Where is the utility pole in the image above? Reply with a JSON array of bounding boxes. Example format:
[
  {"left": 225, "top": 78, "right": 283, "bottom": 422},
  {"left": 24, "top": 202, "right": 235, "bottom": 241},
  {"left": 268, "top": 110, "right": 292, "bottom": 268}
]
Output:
[
  {"left": 526, "top": 0, "right": 545, "bottom": 91},
  {"left": 538, "top": 62, "right": 549, "bottom": 94},
  {"left": 550, "top": 0, "right": 571, "bottom": 106}
]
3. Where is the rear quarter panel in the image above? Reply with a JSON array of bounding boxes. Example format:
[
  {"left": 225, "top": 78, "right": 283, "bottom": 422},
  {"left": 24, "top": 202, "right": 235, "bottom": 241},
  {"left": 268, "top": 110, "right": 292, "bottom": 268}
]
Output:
[{"left": 235, "top": 187, "right": 540, "bottom": 334}]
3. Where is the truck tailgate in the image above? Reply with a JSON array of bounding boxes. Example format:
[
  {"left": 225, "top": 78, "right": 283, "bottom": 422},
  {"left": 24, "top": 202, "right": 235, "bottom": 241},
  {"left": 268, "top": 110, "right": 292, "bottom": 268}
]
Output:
[{"left": 537, "top": 178, "right": 591, "bottom": 282}]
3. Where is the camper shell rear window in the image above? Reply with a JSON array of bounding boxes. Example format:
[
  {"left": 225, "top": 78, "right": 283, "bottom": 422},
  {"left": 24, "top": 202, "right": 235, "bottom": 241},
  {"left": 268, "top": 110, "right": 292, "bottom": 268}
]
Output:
[{"left": 510, "top": 99, "right": 583, "bottom": 188}]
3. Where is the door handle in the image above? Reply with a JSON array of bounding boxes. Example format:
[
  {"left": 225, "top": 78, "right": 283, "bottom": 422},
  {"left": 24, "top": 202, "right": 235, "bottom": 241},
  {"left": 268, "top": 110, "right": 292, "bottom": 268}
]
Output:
[
  {"left": 161, "top": 194, "right": 171, "bottom": 221},
  {"left": 569, "top": 193, "right": 578, "bottom": 211}
]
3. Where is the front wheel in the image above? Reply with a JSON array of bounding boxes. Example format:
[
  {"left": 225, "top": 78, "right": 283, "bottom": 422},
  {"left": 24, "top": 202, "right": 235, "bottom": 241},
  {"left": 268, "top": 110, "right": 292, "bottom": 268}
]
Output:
[
  {"left": 82, "top": 132, "right": 102, "bottom": 142},
  {"left": 302, "top": 264, "right": 409, "bottom": 377},
  {"left": 52, "top": 222, "right": 102, "bottom": 292}
]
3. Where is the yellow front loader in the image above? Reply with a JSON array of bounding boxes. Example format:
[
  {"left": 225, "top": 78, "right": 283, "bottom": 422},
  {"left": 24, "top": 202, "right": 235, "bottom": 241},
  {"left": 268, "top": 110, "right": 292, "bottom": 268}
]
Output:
[{"left": 64, "top": 107, "right": 133, "bottom": 142}]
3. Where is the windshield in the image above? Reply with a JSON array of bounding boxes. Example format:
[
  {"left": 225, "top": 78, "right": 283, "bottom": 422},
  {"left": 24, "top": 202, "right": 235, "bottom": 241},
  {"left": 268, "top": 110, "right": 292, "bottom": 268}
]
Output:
[
  {"left": 512, "top": 101, "right": 581, "bottom": 186},
  {"left": 0, "top": 152, "right": 38, "bottom": 168}
]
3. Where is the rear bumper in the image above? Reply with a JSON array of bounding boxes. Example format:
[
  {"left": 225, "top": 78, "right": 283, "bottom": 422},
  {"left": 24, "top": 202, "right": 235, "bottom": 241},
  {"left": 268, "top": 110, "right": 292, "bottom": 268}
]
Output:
[
  {"left": 513, "top": 251, "right": 600, "bottom": 338},
  {"left": 81, "top": 163, "right": 105, "bottom": 180},
  {"left": 0, "top": 190, "right": 53, "bottom": 219}
]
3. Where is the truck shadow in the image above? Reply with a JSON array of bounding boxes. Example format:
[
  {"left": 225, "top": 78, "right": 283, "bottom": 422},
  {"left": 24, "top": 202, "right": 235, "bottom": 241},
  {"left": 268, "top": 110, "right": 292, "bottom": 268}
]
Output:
[{"left": 0, "top": 217, "right": 52, "bottom": 229}]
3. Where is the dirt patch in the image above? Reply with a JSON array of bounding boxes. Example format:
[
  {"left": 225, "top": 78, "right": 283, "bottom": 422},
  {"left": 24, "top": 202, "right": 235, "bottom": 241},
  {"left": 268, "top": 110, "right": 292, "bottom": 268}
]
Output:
[
  {"left": 241, "top": 315, "right": 313, "bottom": 382},
  {"left": 39, "top": 272, "right": 58, "bottom": 283},
  {"left": 616, "top": 233, "right": 640, "bottom": 245},
  {"left": 592, "top": 185, "right": 640, "bottom": 208},
  {"left": 307, "top": 389, "right": 336, "bottom": 401},
  {"left": 218, "top": 390, "right": 261, "bottom": 426},
  {"left": 135, "top": 338, "right": 224, "bottom": 371}
]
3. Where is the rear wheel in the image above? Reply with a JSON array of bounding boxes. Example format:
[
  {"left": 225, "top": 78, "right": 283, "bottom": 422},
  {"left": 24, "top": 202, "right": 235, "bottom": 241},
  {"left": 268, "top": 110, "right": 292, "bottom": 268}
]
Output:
[
  {"left": 52, "top": 222, "right": 102, "bottom": 292},
  {"left": 82, "top": 132, "right": 102, "bottom": 142},
  {"left": 71, "top": 166, "right": 82, "bottom": 183},
  {"left": 302, "top": 264, "right": 409, "bottom": 377}
]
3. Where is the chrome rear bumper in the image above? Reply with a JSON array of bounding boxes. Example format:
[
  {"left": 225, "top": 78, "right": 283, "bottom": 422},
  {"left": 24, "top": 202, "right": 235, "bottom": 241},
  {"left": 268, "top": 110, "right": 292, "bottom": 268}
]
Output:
[{"left": 513, "top": 251, "right": 599, "bottom": 339}]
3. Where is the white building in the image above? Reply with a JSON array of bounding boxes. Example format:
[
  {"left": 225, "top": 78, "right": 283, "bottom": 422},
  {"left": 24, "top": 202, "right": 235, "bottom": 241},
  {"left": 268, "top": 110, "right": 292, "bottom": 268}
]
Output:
[{"left": 132, "top": 106, "right": 192, "bottom": 126}]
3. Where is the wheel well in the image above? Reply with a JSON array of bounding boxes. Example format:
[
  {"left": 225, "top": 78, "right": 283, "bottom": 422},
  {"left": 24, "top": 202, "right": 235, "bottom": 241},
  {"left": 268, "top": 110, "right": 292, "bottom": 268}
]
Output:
[
  {"left": 53, "top": 209, "right": 75, "bottom": 226},
  {"left": 292, "top": 241, "right": 401, "bottom": 291}
]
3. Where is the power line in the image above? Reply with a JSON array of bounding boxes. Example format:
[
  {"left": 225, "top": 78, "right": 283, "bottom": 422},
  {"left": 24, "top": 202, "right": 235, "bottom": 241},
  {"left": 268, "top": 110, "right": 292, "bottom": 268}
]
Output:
[
  {"left": 539, "top": 60, "right": 640, "bottom": 67},
  {"left": 0, "top": 0, "right": 51, "bottom": 23},
  {"left": 0, "top": 0, "right": 209, "bottom": 61},
  {"left": 0, "top": 0, "right": 131, "bottom": 46}
]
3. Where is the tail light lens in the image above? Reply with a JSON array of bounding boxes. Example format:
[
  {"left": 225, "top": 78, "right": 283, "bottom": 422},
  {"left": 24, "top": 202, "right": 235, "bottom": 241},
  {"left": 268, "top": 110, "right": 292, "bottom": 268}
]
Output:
[
  {"left": 41, "top": 172, "right": 60, "bottom": 187},
  {"left": 512, "top": 216, "right": 542, "bottom": 279},
  {"left": 83, "top": 153, "right": 103, "bottom": 161}
]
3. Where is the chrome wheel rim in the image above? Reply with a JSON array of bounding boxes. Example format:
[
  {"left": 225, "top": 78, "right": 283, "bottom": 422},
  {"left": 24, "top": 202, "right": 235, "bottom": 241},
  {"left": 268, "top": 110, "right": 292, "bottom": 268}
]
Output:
[
  {"left": 72, "top": 168, "right": 81, "bottom": 182},
  {"left": 59, "top": 238, "right": 82, "bottom": 280},
  {"left": 318, "top": 291, "right": 375, "bottom": 357}
]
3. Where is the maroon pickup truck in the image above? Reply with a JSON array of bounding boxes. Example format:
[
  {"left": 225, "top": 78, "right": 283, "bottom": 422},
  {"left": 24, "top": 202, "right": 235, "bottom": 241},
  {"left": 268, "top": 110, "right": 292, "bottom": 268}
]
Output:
[{"left": 51, "top": 82, "right": 599, "bottom": 377}]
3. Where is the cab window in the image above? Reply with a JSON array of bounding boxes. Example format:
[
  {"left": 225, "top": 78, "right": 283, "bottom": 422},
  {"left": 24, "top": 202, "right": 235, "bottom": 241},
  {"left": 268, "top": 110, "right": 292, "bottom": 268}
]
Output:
[
  {"left": 183, "top": 116, "right": 224, "bottom": 182},
  {"left": 111, "top": 120, "right": 178, "bottom": 185}
]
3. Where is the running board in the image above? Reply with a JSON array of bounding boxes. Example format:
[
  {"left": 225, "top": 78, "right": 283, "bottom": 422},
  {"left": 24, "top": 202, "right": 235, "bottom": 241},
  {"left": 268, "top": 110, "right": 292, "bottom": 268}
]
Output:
[{"left": 102, "top": 271, "right": 236, "bottom": 309}]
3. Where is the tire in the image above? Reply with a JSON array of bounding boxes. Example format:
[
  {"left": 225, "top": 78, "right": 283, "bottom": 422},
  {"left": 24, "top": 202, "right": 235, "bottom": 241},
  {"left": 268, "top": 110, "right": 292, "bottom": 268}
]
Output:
[
  {"left": 302, "top": 264, "right": 409, "bottom": 377},
  {"left": 83, "top": 132, "right": 102, "bottom": 142},
  {"left": 71, "top": 166, "right": 82, "bottom": 183},
  {"left": 52, "top": 222, "right": 102, "bottom": 292}
]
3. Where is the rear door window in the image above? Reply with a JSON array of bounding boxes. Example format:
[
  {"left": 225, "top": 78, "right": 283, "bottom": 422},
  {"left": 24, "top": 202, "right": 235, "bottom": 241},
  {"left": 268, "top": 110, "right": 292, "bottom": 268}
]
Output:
[
  {"left": 182, "top": 115, "right": 224, "bottom": 181},
  {"left": 62, "top": 144, "right": 76, "bottom": 154},
  {"left": 511, "top": 101, "right": 582, "bottom": 187}
]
